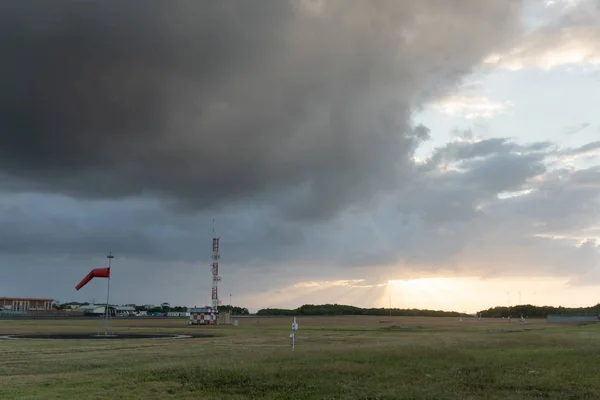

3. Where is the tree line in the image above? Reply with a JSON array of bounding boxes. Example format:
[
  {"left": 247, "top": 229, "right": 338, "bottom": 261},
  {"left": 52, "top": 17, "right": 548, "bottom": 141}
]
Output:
[
  {"left": 256, "top": 304, "right": 461, "bottom": 317},
  {"left": 218, "top": 305, "right": 250, "bottom": 315},
  {"left": 477, "top": 303, "right": 600, "bottom": 318},
  {"left": 55, "top": 301, "right": 600, "bottom": 318},
  {"left": 258, "top": 303, "right": 600, "bottom": 318}
]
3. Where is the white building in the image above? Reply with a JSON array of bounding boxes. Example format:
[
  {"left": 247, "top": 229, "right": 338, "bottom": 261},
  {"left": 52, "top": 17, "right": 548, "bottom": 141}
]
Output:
[
  {"left": 114, "top": 306, "right": 136, "bottom": 316},
  {"left": 77, "top": 305, "right": 108, "bottom": 315}
]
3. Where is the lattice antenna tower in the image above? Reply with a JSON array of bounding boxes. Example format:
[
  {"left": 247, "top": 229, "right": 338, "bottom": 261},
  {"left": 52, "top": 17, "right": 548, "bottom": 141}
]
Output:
[{"left": 211, "top": 220, "right": 221, "bottom": 312}]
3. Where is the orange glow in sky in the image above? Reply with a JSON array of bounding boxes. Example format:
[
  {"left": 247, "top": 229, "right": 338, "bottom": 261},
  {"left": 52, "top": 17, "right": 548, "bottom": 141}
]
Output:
[{"left": 238, "top": 276, "right": 600, "bottom": 314}]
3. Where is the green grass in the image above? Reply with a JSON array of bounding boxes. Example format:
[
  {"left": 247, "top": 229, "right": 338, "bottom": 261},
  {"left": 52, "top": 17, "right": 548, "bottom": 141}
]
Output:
[{"left": 1, "top": 317, "right": 600, "bottom": 399}]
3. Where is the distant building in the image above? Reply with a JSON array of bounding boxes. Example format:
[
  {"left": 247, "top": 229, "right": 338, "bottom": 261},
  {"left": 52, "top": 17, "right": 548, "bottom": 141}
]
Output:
[
  {"left": 76, "top": 305, "right": 137, "bottom": 316},
  {"left": 114, "top": 306, "right": 136, "bottom": 316},
  {"left": 0, "top": 297, "right": 54, "bottom": 311},
  {"left": 77, "top": 305, "right": 108, "bottom": 315},
  {"left": 167, "top": 311, "right": 190, "bottom": 317}
]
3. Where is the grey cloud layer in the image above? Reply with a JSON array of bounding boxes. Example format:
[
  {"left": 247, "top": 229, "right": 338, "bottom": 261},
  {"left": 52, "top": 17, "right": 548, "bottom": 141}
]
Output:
[
  {"left": 0, "top": 1, "right": 524, "bottom": 219},
  {"left": 2, "top": 138, "right": 598, "bottom": 272},
  {"left": 1, "top": 136, "right": 599, "bottom": 305},
  {"left": 395, "top": 138, "right": 600, "bottom": 279}
]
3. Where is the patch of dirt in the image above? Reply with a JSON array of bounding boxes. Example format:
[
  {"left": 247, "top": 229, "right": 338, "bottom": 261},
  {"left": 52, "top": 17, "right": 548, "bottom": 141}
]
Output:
[
  {"left": 381, "top": 325, "right": 447, "bottom": 332},
  {"left": 486, "top": 328, "right": 534, "bottom": 333},
  {"left": 0, "top": 333, "right": 216, "bottom": 340}
]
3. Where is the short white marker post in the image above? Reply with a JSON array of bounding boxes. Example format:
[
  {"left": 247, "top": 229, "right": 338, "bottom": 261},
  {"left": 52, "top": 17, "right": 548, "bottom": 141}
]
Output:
[{"left": 290, "top": 317, "right": 298, "bottom": 351}]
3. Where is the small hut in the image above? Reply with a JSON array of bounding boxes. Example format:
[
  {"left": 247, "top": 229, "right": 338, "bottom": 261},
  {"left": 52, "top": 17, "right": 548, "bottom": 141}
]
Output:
[{"left": 188, "top": 306, "right": 217, "bottom": 325}]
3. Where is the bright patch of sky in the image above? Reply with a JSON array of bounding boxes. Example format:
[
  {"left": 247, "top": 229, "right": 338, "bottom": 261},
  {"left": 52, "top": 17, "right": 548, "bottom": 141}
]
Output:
[
  {"left": 415, "top": 64, "right": 600, "bottom": 171},
  {"left": 415, "top": 0, "right": 599, "bottom": 170},
  {"left": 236, "top": 276, "right": 600, "bottom": 314}
]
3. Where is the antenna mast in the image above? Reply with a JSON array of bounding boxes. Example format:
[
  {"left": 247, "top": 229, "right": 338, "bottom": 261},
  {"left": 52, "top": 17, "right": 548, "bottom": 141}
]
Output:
[{"left": 211, "top": 220, "right": 221, "bottom": 314}]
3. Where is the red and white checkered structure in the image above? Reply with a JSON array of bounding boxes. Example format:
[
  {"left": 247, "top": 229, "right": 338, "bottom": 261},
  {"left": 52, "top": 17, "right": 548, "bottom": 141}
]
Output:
[
  {"left": 211, "top": 237, "right": 221, "bottom": 314},
  {"left": 188, "top": 231, "right": 222, "bottom": 326},
  {"left": 188, "top": 307, "right": 217, "bottom": 325}
]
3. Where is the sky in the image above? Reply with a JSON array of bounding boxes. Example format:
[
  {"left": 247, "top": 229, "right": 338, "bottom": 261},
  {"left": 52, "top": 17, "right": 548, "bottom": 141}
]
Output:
[{"left": 1, "top": 0, "right": 600, "bottom": 313}]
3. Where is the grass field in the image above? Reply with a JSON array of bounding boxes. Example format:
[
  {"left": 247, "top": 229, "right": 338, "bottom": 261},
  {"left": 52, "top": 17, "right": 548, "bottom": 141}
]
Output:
[{"left": 1, "top": 316, "right": 600, "bottom": 399}]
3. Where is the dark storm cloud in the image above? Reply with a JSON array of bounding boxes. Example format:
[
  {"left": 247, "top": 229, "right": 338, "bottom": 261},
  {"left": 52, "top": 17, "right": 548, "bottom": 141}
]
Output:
[
  {"left": 0, "top": 1, "right": 525, "bottom": 219},
  {"left": 0, "top": 193, "right": 306, "bottom": 265}
]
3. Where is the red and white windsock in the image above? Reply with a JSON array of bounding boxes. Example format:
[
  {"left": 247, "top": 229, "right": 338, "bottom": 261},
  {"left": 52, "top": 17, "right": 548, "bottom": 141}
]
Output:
[{"left": 75, "top": 267, "right": 110, "bottom": 291}]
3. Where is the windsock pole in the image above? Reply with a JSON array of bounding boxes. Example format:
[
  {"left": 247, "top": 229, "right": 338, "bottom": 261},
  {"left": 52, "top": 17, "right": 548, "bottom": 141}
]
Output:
[{"left": 104, "top": 252, "right": 114, "bottom": 336}]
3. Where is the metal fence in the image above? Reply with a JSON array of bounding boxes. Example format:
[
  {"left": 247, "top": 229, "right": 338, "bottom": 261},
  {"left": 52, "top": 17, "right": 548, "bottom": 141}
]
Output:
[
  {"left": 0, "top": 310, "right": 86, "bottom": 319},
  {"left": 0, "top": 311, "right": 193, "bottom": 320}
]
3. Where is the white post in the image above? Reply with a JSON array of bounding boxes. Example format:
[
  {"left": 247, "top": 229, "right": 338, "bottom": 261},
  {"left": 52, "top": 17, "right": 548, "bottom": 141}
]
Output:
[
  {"left": 292, "top": 317, "right": 295, "bottom": 351},
  {"left": 291, "top": 317, "right": 298, "bottom": 351}
]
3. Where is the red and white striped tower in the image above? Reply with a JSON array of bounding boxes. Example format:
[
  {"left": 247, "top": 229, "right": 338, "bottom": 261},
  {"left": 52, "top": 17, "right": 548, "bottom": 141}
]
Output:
[{"left": 211, "top": 236, "right": 221, "bottom": 315}]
